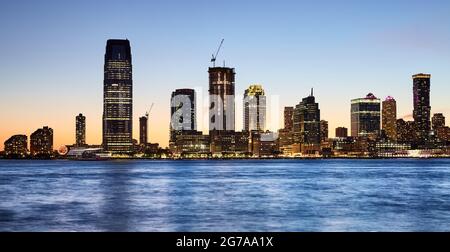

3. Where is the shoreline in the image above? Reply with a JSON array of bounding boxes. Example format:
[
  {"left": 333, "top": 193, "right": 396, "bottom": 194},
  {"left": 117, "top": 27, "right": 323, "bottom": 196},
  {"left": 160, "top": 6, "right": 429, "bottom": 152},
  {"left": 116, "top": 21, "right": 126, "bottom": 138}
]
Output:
[{"left": 1, "top": 156, "right": 450, "bottom": 161}]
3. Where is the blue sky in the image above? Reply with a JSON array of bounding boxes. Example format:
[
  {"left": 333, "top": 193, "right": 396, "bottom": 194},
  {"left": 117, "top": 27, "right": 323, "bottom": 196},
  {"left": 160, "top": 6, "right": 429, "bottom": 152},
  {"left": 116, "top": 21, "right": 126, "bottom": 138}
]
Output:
[{"left": 1, "top": 0, "right": 450, "bottom": 148}]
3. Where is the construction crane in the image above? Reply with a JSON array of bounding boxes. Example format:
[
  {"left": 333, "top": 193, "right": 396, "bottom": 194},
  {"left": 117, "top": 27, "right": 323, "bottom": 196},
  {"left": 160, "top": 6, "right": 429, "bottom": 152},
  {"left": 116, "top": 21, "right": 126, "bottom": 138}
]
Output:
[
  {"left": 211, "top": 39, "right": 224, "bottom": 67},
  {"left": 145, "top": 103, "right": 154, "bottom": 118}
]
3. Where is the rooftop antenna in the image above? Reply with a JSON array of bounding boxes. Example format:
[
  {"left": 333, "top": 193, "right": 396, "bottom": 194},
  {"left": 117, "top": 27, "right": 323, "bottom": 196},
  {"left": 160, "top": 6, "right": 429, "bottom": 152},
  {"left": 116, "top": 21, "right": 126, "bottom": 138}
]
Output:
[
  {"left": 211, "top": 39, "right": 224, "bottom": 67},
  {"left": 311, "top": 88, "right": 314, "bottom": 97}
]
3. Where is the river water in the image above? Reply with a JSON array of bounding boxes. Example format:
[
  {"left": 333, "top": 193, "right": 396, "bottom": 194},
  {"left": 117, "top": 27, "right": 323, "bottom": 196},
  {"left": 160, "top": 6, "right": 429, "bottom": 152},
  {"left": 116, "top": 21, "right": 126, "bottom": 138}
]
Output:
[{"left": 0, "top": 159, "right": 449, "bottom": 231}]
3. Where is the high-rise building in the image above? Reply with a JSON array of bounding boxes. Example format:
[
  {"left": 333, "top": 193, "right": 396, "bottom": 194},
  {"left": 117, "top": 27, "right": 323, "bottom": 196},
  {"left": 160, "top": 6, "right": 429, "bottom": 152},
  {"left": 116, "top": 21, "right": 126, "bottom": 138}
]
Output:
[
  {"left": 243, "top": 84, "right": 266, "bottom": 132},
  {"left": 170, "top": 89, "right": 196, "bottom": 149},
  {"left": 75, "top": 113, "right": 86, "bottom": 147},
  {"left": 396, "top": 119, "right": 417, "bottom": 144},
  {"left": 209, "top": 67, "right": 235, "bottom": 132},
  {"left": 335, "top": 127, "right": 348, "bottom": 138},
  {"left": 413, "top": 73, "right": 431, "bottom": 143},
  {"left": 210, "top": 131, "right": 249, "bottom": 155},
  {"left": 139, "top": 115, "right": 148, "bottom": 145},
  {"left": 432, "top": 113, "right": 446, "bottom": 130},
  {"left": 293, "top": 89, "right": 321, "bottom": 145},
  {"left": 173, "top": 131, "right": 210, "bottom": 156},
  {"left": 351, "top": 93, "right": 381, "bottom": 138},
  {"left": 4, "top": 135, "right": 28, "bottom": 157},
  {"left": 320, "top": 120, "right": 329, "bottom": 142},
  {"left": 102, "top": 39, "right": 133, "bottom": 154},
  {"left": 30, "top": 126, "right": 53, "bottom": 156},
  {"left": 284, "top": 107, "right": 294, "bottom": 131},
  {"left": 382, "top": 96, "right": 397, "bottom": 141}
]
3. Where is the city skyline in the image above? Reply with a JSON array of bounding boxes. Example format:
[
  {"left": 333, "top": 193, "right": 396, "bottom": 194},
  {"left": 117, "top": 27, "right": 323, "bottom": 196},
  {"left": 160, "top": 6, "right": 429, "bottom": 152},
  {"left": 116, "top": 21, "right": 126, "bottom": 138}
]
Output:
[{"left": 2, "top": 1, "right": 450, "bottom": 150}]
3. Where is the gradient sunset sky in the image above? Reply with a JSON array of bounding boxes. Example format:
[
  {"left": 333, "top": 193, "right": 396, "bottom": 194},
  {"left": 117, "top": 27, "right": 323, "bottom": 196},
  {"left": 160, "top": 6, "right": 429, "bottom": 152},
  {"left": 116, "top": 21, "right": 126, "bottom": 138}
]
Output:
[{"left": 1, "top": 0, "right": 450, "bottom": 150}]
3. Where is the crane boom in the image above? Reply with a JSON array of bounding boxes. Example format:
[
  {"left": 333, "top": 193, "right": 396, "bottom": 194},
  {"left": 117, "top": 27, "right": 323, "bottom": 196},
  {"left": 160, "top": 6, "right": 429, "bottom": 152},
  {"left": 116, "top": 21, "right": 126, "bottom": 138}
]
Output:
[
  {"left": 211, "top": 39, "right": 224, "bottom": 67},
  {"left": 146, "top": 103, "right": 155, "bottom": 118}
]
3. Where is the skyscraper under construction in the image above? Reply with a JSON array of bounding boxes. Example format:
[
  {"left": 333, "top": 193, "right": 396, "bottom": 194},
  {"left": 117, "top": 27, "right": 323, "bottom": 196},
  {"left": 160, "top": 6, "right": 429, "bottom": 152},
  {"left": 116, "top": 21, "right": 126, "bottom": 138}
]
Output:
[{"left": 209, "top": 67, "right": 236, "bottom": 132}]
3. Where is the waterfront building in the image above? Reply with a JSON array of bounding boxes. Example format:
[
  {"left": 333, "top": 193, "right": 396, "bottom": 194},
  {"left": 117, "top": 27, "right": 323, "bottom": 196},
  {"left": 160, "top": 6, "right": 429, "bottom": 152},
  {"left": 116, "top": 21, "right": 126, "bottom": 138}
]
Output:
[
  {"left": 432, "top": 113, "right": 446, "bottom": 130},
  {"left": 210, "top": 131, "right": 249, "bottom": 156},
  {"left": 249, "top": 131, "right": 279, "bottom": 157},
  {"left": 102, "top": 39, "right": 133, "bottom": 154},
  {"left": 75, "top": 113, "right": 86, "bottom": 147},
  {"left": 396, "top": 119, "right": 417, "bottom": 144},
  {"left": 332, "top": 137, "right": 372, "bottom": 157},
  {"left": 413, "top": 73, "right": 431, "bottom": 143},
  {"left": 4, "top": 135, "right": 28, "bottom": 158},
  {"left": 436, "top": 127, "right": 450, "bottom": 142},
  {"left": 382, "top": 96, "right": 397, "bottom": 141},
  {"left": 139, "top": 115, "right": 148, "bottom": 145},
  {"left": 169, "top": 88, "right": 196, "bottom": 151},
  {"left": 351, "top": 93, "right": 381, "bottom": 138},
  {"left": 173, "top": 131, "right": 210, "bottom": 157},
  {"left": 293, "top": 89, "right": 321, "bottom": 145},
  {"left": 374, "top": 141, "right": 411, "bottom": 158},
  {"left": 243, "top": 85, "right": 266, "bottom": 132},
  {"left": 30, "top": 126, "right": 53, "bottom": 157},
  {"left": 209, "top": 67, "right": 235, "bottom": 132},
  {"left": 278, "top": 128, "right": 294, "bottom": 156}
]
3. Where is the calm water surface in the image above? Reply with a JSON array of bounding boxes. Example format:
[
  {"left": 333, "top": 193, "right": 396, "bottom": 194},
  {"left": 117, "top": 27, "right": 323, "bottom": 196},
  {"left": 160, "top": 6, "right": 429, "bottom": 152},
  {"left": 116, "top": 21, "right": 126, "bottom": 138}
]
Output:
[{"left": 1, "top": 159, "right": 450, "bottom": 231}]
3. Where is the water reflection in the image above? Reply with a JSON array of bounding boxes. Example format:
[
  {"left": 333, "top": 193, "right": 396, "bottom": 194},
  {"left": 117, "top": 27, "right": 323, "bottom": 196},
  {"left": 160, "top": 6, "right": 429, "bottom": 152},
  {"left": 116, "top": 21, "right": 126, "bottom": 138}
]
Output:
[
  {"left": 97, "top": 161, "right": 134, "bottom": 231},
  {"left": 0, "top": 159, "right": 450, "bottom": 231}
]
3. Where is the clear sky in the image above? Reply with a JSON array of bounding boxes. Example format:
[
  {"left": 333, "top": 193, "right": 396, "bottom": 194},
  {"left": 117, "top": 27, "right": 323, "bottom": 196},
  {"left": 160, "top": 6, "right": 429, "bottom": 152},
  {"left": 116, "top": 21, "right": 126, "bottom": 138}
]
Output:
[{"left": 1, "top": 0, "right": 450, "bottom": 150}]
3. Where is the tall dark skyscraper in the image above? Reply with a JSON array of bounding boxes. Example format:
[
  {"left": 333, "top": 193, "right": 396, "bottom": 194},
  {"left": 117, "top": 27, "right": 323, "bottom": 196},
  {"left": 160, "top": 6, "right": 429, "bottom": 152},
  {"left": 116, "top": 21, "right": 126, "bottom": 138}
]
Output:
[
  {"left": 382, "top": 96, "right": 397, "bottom": 141},
  {"left": 412, "top": 73, "right": 431, "bottom": 143},
  {"left": 139, "top": 115, "right": 148, "bottom": 145},
  {"left": 170, "top": 88, "right": 196, "bottom": 147},
  {"left": 293, "top": 89, "right": 321, "bottom": 145},
  {"left": 243, "top": 84, "right": 266, "bottom": 132},
  {"left": 209, "top": 67, "right": 235, "bottom": 132},
  {"left": 351, "top": 93, "right": 381, "bottom": 138},
  {"left": 102, "top": 39, "right": 133, "bottom": 153},
  {"left": 75, "top": 113, "right": 86, "bottom": 147}
]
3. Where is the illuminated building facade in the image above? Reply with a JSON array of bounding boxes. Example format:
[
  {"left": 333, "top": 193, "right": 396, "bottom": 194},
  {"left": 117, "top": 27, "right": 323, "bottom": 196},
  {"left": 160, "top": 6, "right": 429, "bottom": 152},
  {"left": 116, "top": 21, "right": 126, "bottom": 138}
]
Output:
[
  {"left": 30, "top": 126, "right": 53, "bottom": 156},
  {"left": 209, "top": 67, "right": 235, "bottom": 132},
  {"left": 413, "top": 74, "right": 431, "bottom": 143},
  {"left": 75, "top": 113, "right": 86, "bottom": 147},
  {"left": 210, "top": 131, "right": 249, "bottom": 155},
  {"left": 4, "top": 135, "right": 28, "bottom": 157},
  {"left": 436, "top": 127, "right": 450, "bottom": 142},
  {"left": 243, "top": 85, "right": 266, "bottom": 132},
  {"left": 293, "top": 89, "right": 321, "bottom": 145},
  {"left": 432, "top": 113, "right": 446, "bottom": 130},
  {"left": 284, "top": 107, "right": 294, "bottom": 131},
  {"left": 169, "top": 88, "right": 196, "bottom": 150},
  {"left": 173, "top": 131, "right": 210, "bottom": 157},
  {"left": 351, "top": 93, "right": 381, "bottom": 138},
  {"left": 382, "top": 96, "right": 397, "bottom": 141},
  {"left": 396, "top": 119, "right": 417, "bottom": 144},
  {"left": 102, "top": 39, "right": 133, "bottom": 153},
  {"left": 320, "top": 120, "right": 329, "bottom": 142},
  {"left": 249, "top": 132, "right": 279, "bottom": 157}
]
